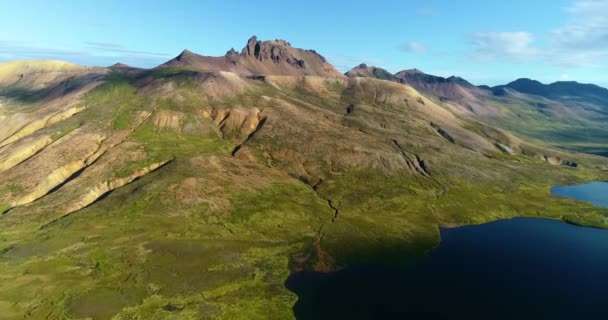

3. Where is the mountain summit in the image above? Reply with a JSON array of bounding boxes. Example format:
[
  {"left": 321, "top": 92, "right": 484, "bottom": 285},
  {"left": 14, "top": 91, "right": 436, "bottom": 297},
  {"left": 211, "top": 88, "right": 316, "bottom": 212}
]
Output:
[
  {"left": 159, "top": 36, "right": 343, "bottom": 77},
  {"left": 344, "top": 64, "right": 397, "bottom": 81}
]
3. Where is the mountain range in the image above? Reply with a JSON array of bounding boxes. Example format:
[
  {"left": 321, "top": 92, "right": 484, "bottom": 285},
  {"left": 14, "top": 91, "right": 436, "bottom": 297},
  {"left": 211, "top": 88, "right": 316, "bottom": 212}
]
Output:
[
  {"left": 343, "top": 64, "right": 608, "bottom": 156},
  {"left": 0, "top": 36, "right": 607, "bottom": 319}
]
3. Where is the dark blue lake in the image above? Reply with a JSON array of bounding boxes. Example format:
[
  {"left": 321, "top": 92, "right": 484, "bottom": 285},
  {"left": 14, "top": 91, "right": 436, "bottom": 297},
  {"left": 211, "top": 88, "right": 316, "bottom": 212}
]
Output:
[
  {"left": 552, "top": 181, "right": 608, "bottom": 208},
  {"left": 286, "top": 182, "right": 608, "bottom": 320},
  {"left": 589, "top": 150, "right": 608, "bottom": 158}
]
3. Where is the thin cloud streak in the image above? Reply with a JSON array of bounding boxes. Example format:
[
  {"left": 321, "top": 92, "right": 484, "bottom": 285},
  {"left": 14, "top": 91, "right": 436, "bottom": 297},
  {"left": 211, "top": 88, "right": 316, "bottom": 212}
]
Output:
[
  {"left": 400, "top": 41, "right": 428, "bottom": 54},
  {"left": 325, "top": 53, "right": 394, "bottom": 73},
  {"left": 85, "top": 41, "right": 123, "bottom": 49},
  {"left": 0, "top": 41, "right": 172, "bottom": 67},
  {"left": 469, "top": 32, "right": 538, "bottom": 62},
  {"left": 84, "top": 42, "right": 170, "bottom": 57}
]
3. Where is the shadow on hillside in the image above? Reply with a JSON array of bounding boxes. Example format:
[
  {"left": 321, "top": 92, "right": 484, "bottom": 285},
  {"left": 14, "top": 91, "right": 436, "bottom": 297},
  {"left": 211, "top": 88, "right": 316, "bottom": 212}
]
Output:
[{"left": 0, "top": 73, "right": 105, "bottom": 104}]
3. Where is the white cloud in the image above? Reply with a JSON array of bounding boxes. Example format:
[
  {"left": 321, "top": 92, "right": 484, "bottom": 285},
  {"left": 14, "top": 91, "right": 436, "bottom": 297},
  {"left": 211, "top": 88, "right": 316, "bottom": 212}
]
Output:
[
  {"left": 469, "top": 0, "right": 608, "bottom": 68},
  {"left": 551, "top": 0, "right": 608, "bottom": 49},
  {"left": 548, "top": 0, "right": 608, "bottom": 67},
  {"left": 401, "top": 41, "right": 428, "bottom": 54},
  {"left": 560, "top": 73, "right": 570, "bottom": 80},
  {"left": 469, "top": 32, "right": 538, "bottom": 62}
]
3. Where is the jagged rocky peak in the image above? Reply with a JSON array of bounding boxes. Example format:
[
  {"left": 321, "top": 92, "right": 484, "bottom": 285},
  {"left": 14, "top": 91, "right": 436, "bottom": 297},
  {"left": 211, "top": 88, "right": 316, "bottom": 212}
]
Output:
[
  {"left": 158, "top": 35, "right": 343, "bottom": 77},
  {"left": 225, "top": 48, "right": 239, "bottom": 64},
  {"left": 175, "top": 49, "right": 197, "bottom": 61},
  {"left": 241, "top": 36, "right": 258, "bottom": 57},
  {"left": 180, "top": 49, "right": 194, "bottom": 56},
  {"left": 240, "top": 35, "right": 304, "bottom": 67}
]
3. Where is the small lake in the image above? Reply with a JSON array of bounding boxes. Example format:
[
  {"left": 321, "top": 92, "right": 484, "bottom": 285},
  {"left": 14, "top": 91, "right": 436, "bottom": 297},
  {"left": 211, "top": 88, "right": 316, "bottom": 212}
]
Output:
[
  {"left": 552, "top": 181, "right": 608, "bottom": 208},
  {"left": 286, "top": 182, "right": 608, "bottom": 320},
  {"left": 588, "top": 150, "right": 608, "bottom": 158}
]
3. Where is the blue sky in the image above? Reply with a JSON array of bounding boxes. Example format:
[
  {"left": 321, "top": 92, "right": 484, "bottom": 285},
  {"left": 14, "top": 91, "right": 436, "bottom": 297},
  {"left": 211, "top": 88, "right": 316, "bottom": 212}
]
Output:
[{"left": 1, "top": 0, "right": 607, "bottom": 86}]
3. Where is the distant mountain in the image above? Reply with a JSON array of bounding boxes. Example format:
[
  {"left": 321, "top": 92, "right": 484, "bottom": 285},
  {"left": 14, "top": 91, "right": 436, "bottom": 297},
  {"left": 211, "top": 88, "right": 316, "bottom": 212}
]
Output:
[
  {"left": 393, "top": 69, "right": 476, "bottom": 89},
  {"left": 349, "top": 68, "right": 608, "bottom": 152},
  {"left": 494, "top": 78, "right": 547, "bottom": 96},
  {"left": 393, "top": 68, "right": 487, "bottom": 103},
  {"left": 109, "top": 62, "right": 131, "bottom": 68},
  {"left": 159, "top": 36, "right": 343, "bottom": 77},
  {"left": 344, "top": 63, "right": 397, "bottom": 81},
  {"left": 344, "top": 66, "right": 486, "bottom": 103},
  {"left": 493, "top": 78, "right": 608, "bottom": 105}
]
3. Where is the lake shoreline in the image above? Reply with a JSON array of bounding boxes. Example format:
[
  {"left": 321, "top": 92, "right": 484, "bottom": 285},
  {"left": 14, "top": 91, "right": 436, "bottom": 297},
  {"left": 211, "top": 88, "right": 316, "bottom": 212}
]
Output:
[{"left": 287, "top": 182, "right": 608, "bottom": 320}]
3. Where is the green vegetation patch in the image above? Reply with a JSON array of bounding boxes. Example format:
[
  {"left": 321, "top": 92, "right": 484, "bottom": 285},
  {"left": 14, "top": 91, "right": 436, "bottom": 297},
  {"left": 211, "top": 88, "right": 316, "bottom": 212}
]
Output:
[
  {"left": 50, "top": 120, "right": 81, "bottom": 141},
  {"left": 0, "top": 203, "right": 10, "bottom": 214},
  {"left": 4, "top": 185, "right": 23, "bottom": 195},
  {"left": 228, "top": 182, "right": 331, "bottom": 240},
  {"left": 143, "top": 239, "right": 260, "bottom": 296},
  {"left": 325, "top": 79, "right": 345, "bottom": 94},
  {"left": 85, "top": 72, "right": 148, "bottom": 130},
  {"left": 129, "top": 123, "right": 231, "bottom": 159},
  {"left": 68, "top": 287, "right": 147, "bottom": 320}
]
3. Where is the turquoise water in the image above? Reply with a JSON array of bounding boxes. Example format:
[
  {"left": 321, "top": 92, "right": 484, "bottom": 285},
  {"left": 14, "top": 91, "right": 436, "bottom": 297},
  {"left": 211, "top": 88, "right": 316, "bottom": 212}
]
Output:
[
  {"left": 551, "top": 181, "right": 608, "bottom": 208},
  {"left": 287, "top": 182, "right": 608, "bottom": 320}
]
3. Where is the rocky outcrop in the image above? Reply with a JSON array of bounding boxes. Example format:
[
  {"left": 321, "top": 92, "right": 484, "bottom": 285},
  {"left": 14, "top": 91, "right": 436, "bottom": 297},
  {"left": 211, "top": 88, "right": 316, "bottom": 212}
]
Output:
[
  {"left": 392, "top": 139, "right": 430, "bottom": 177},
  {"left": 212, "top": 107, "right": 263, "bottom": 138},
  {"left": 0, "top": 134, "right": 53, "bottom": 173},
  {"left": 541, "top": 155, "right": 578, "bottom": 167},
  {"left": 0, "top": 105, "right": 85, "bottom": 148},
  {"left": 152, "top": 110, "right": 183, "bottom": 131},
  {"left": 240, "top": 36, "right": 305, "bottom": 67},
  {"left": 0, "top": 130, "right": 105, "bottom": 208},
  {"left": 495, "top": 143, "right": 515, "bottom": 155},
  {"left": 159, "top": 36, "right": 344, "bottom": 77},
  {"left": 60, "top": 160, "right": 170, "bottom": 215},
  {"left": 11, "top": 159, "right": 87, "bottom": 207},
  {"left": 430, "top": 122, "right": 455, "bottom": 144},
  {"left": 0, "top": 113, "right": 145, "bottom": 210}
]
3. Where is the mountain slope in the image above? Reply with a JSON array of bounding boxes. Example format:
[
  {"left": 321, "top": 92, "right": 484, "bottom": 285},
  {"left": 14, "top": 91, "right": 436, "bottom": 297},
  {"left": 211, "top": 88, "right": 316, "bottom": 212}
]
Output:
[
  {"left": 468, "top": 79, "right": 608, "bottom": 154},
  {"left": 351, "top": 65, "right": 608, "bottom": 156},
  {"left": 0, "top": 39, "right": 607, "bottom": 319},
  {"left": 393, "top": 68, "right": 488, "bottom": 102}
]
